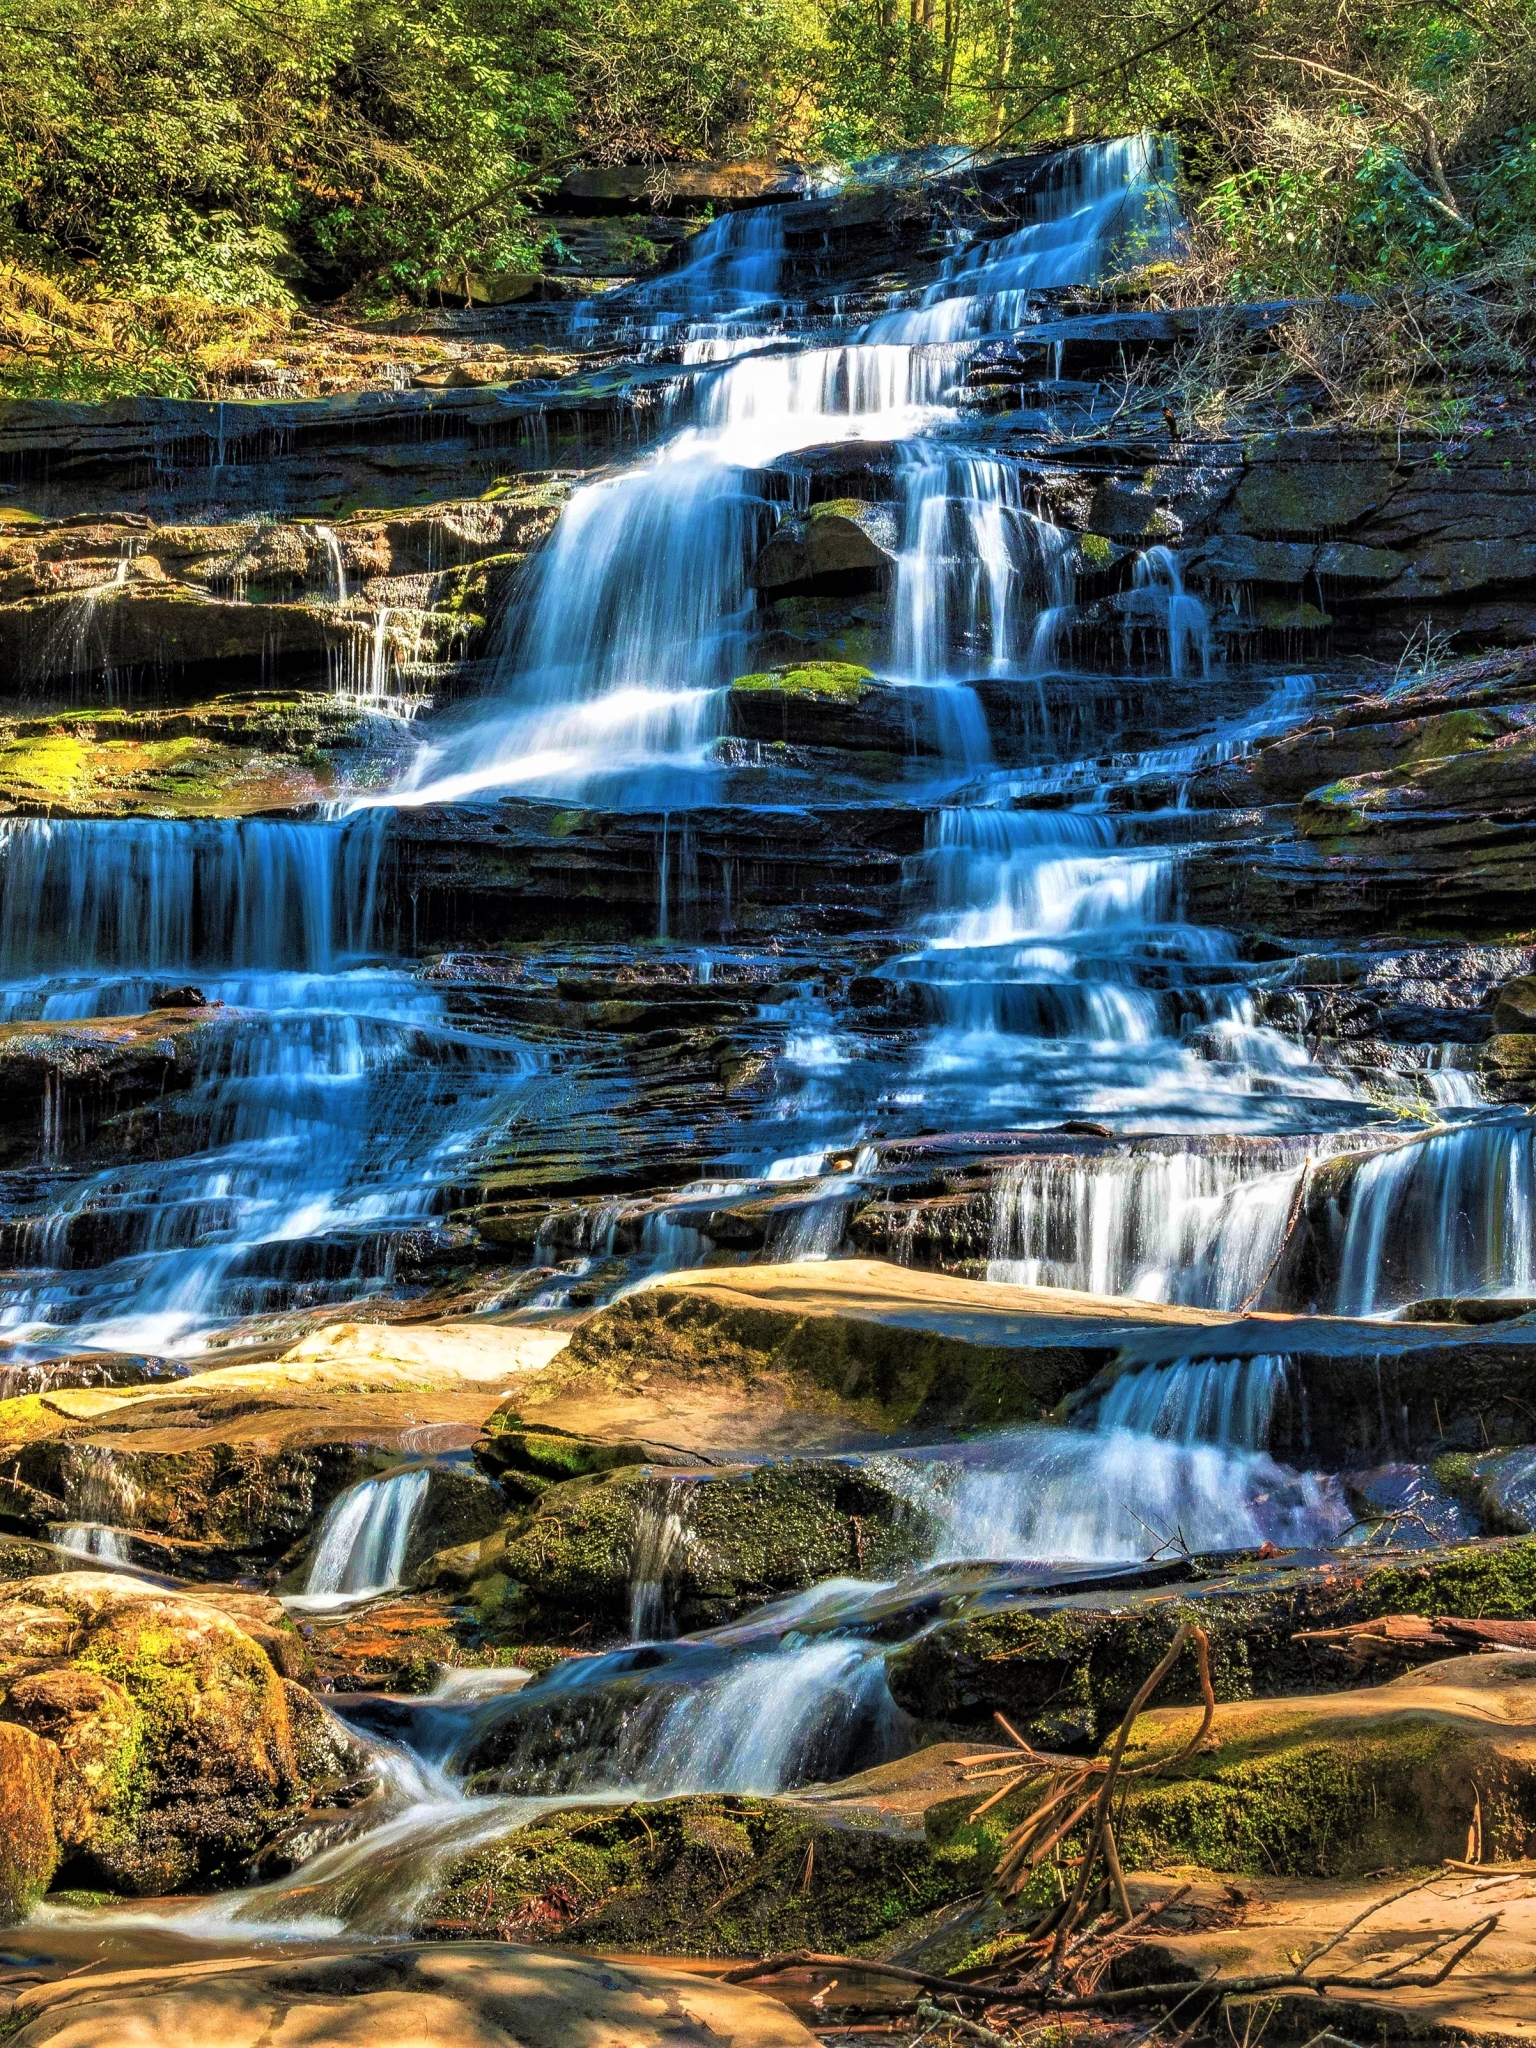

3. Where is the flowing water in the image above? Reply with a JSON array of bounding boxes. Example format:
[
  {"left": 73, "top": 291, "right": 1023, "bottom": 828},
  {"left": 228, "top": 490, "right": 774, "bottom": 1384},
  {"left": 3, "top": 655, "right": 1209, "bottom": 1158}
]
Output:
[{"left": 17, "top": 134, "right": 1524, "bottom": 1947}]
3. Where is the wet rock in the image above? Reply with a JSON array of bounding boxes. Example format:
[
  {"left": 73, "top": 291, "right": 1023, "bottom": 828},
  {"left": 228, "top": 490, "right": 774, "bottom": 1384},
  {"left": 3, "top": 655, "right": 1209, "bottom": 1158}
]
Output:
[
  {"left": 1234, "top": 433, "right": 1398, "bottom": 536},
  {"left": 749, "top": 501, "right": 897, "bottom": 596},
  {"left": 2, "top": 1942, "right": 820, "bottom": 2048},
  {"left": 0, "top": 1007, "right": 236, "bottom": 1164},
  {"left": 726, "top": 662, "right": 939, "bottom": 754},
  {"left": 1464, "top": 1447, "right": 1536, "bottom": 1533},
  {"left": 428, "top": 1454, "right": 937, "bottom": 1637},
  {"left": 1478, "top": 1032, "right": 1536, "bottom": 1101},
  {"left": 414, "top": 1769, "right": 994, "bottom": 1953},
  {"left": 883, "top": 1535, "right": 1536, "bottom": 1741},
  {"left": 0, "top": 1572, "right": 370, "bottom": 1894}
]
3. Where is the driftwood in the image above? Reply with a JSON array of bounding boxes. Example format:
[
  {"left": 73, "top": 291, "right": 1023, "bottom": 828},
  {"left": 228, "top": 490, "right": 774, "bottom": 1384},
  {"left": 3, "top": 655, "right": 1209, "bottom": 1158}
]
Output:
[{"left": 1295, "top": 1613, "right": 1536, "bottom": 1670}]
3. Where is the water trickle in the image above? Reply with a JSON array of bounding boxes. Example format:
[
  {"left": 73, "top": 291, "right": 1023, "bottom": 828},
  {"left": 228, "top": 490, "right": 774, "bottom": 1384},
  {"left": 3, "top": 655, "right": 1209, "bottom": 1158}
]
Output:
[
  {"left": 288, "top": 1466, "right": 432, "bottom": 1611},
  {"left": 628, "top": 1479, "right": 692, "bottom": 1639},
  {"left": 1130, "top": 546, "right": 1211, "bottom": 678}
]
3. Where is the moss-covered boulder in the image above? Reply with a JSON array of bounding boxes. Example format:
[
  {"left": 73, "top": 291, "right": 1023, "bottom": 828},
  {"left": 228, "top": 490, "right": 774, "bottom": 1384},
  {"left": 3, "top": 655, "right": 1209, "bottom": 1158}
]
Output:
[
  {"left": 0, "top": 1573, "right": 368, "bottom": 1895},
  {"left": 414, "top": 1770, "right": 997, "bottom": 1954},
  {"left": 884, "top": 1535, "right": 1536, "bottom": 1742},
  {"left": 1253, "top": 706, "right": 1519, "bottom": 802},
  {"left": 426, "top": 1454, "right": 937, "bottom": 1638},
  {"left": 1494, "top": 974, "right": 1536, "bottom": 1034},
  {"left": 726, "top": 662, "right": 934, "bottom": 755},
  {"left": 1111, "top": 1651, "right": 1536, "bottom": 1876}
]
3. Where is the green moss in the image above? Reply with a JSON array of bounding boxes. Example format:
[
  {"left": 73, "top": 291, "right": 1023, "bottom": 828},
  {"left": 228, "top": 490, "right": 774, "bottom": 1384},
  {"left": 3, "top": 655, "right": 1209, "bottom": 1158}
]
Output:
[
  {"left": 1078, "top": 532, "right": 1115, "bottom": 566},
  {"left": 806, "top": 498, "right": 868, "bottom": 521},
  {"left": 728, "top": 661, "right": 875, "bottom": 700},
  {"left": 416, "top": 1793, "right": 992, "bottom": 1954},
  {"left": 0, "top": 733, "right": 88, "bottom": 800}
]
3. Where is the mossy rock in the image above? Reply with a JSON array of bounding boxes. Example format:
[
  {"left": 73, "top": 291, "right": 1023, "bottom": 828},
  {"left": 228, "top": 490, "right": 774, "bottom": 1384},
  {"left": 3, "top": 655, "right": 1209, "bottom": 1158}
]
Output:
[
  {"left": 1110, "top": 1652, "right": 1536, "bottom": 1876},
  {"left": 885, "top": 1536, "right": 1536, "bottom": 1739},
  {"left": 476, "top": 1416, "right": 655, "bottom": 1501},
  {"left": 0, "top": 1572, "right": 369, "bottom": 1895},
  {"left": 414, "top": 1788, "right": 995, "bottom": 1954},
  {"left": 0, "top": 1720, "right": 59, "bottom": 1922},
  {"left": 436, "top": 1455, "right": 938, "bottom": 1638},
  {"left": 729, "top": 661, "right": 875, "bottom": 700}
]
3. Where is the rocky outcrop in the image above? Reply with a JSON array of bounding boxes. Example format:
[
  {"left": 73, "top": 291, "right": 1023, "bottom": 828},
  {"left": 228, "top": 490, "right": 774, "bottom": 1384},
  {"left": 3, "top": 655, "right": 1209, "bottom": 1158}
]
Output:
[
  {"left": 414, "top": 1760, "right": 994, "bottom": 1952},
  {"left": 0, "top": 1572, "right": 370, "bottom": 1897},
  {"left": 727, "top": 661, "right": 942, "bottom": 756},
  {"left": 749, "top": 502, "right": 898, "bottom": 596}
]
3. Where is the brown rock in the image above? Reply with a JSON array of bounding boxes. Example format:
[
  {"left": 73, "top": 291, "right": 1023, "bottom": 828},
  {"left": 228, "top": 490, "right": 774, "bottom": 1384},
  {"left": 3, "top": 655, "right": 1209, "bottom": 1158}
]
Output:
[{"left": 0, "top": 1720, "right": 58, "bottom": 1923}]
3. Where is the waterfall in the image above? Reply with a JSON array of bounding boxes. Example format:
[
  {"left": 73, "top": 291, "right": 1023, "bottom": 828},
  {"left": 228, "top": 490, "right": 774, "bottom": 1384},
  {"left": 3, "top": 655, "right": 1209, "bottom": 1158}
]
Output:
[
  {"left": 863, "top": 133, "right": 1181, "bottom": 344},
  {"left": 1130, "top": 546, "right": 1211, "bottom": 678},
  {"left": 985, "top": 1142, "right": 1320, "bottom": 1306},
  {"left": 891, "top": 449, "right": 1075, "bottom": 685},
  {"left": 0, "top": 816, "right": 383, "bottom": 974},
  {"left": 1094, "top": 1354, "right": 1291, "bottom": 1446},
  {"left": 628, "top": 1479, "right": 691, "bottom": 1640},
  {"left": 52, "top": 1523, "right": 131, "bottom": 1562},
  {"left": 287, "top": 1466, "right": 432, "bottom": 1611},
  {"left": 1335, "top": 1121, "right": 1536, "bottom": 1314}
]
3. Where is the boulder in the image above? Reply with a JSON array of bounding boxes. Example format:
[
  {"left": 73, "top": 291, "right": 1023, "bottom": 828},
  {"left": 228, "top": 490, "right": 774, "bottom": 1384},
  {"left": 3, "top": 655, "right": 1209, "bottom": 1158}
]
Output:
[
  {"left": 887, "top": 1537, "right": 1536, "bottom": 1736},
  {"left": 3, "top": 1943, "right": 819, "bottom": 2048},
  {"left": 726, "top": 663, "right": 939, "bottom": 753},
  {"left": 423, "top": 1454, "right": 937, "bottom": 1637},
  {"left": 1493, "top": 973, "right": 1536, "bottom": 1033},
  {"left": 1253, "top": 706, "right": 1515, "bottom": 801},
  {"left": 0, "top": 1573, "right": 370, "bottom": 1894},
  {"left": 749, "top": 502, "right": 897, "bottom": 596},
  {"left": 1466, "top": 1447, "right": 1536, "bottom": 1533}
]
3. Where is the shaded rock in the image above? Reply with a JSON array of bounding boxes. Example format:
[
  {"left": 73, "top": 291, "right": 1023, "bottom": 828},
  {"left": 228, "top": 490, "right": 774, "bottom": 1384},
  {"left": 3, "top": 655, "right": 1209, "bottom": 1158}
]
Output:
[
  {"left": 0, "top": 1572, "right": 370, "bottom": 1894},
  {"left": 557, "top": 160, "right": 806, "bottom": 210},
  {"left": 726, "top": 663, "right": 938, "bottom": 754},
  {"left": 1234, "top": 435, "right": 1397, "bottom": 536},
  {"left": 1189, "top": 536, "right": 1317, "bottom": 585},
  {"left": 1478, "top": 1032, "right": 1536, "bottom": 1102},
  {"left": 749, "top": 502, "right": 897, "bottom": 596},
  {"left": 0, "top": 1720, "right": 58, "bottom": 1923},
  {"left": 1253, "top": 705, "right": 1520, "bottom": 802},
  {"left": 0, "top": 1008, "right": 234, "bottom": 1163},
  {"left": 1493, "top": 973, "right": 1536, "bottom": 1033},
  {"left": 4, "top": 1943, "right": 819, "bottom": 2047}
]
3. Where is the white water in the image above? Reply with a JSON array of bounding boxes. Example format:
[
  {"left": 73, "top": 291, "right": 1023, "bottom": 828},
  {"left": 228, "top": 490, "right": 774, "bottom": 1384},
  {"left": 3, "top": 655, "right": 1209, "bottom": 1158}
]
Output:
[{"left": 287, "top": 1466, "right": 433, "bottom": 1611}]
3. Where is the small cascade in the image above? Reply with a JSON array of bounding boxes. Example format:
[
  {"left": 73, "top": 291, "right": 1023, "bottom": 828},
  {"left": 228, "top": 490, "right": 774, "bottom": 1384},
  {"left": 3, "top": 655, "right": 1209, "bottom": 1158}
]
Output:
[
  {"left": 631, "top": 206, "right": 787, "bottom": 327},
  {"left": 1129, "top": 547, "right": 1211, "bottom": 678},
  {"left": 628, "top": 1479, "right": 693, "bottom": 1639},
  {"left": 1335, "top": 1120, "right": 1536, "bottom": 1314},
  {"left": 288, "top": 1466, "right": 432, "bottom": 1611},
  {"left": 864, "top": 133, "right": 1180, "bottom": 344},
  {"left": 986, "top": 1141, "right": 1325, "bottom": 1306},
  {"left": 314, "top": 525, "right": 349, "bottom": 605},
  {"left": 62, "top": 1444, "right": 141, "bottom": 1529},
  {"left": 1094, "top": 1354, "right": 1291, "bottom": 1446},
  {"left": 891, "top": 449, "right": 1075, "bottom": 687},
  {"left": 52, "top": 1523, "right": 131, "bottom": 1562}
]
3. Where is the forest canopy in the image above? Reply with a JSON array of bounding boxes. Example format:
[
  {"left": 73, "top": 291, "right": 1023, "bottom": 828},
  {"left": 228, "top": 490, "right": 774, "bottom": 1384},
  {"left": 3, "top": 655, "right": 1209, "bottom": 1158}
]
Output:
[{"left": 0, "top": 0, "right": 1533, "bottom": 309}]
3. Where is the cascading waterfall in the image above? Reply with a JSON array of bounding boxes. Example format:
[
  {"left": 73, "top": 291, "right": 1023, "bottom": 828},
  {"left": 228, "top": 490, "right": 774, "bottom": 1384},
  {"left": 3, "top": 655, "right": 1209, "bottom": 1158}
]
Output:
[
  {"left": 1335, "top": 1120, "right": 1536, "bottom": 1314},
  {"left": 986, "top": 1140, "right": 1329, "bottom": 1305},
  {"left": 287, "top": 1466, "right": 433, "bottom": 1611}
]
